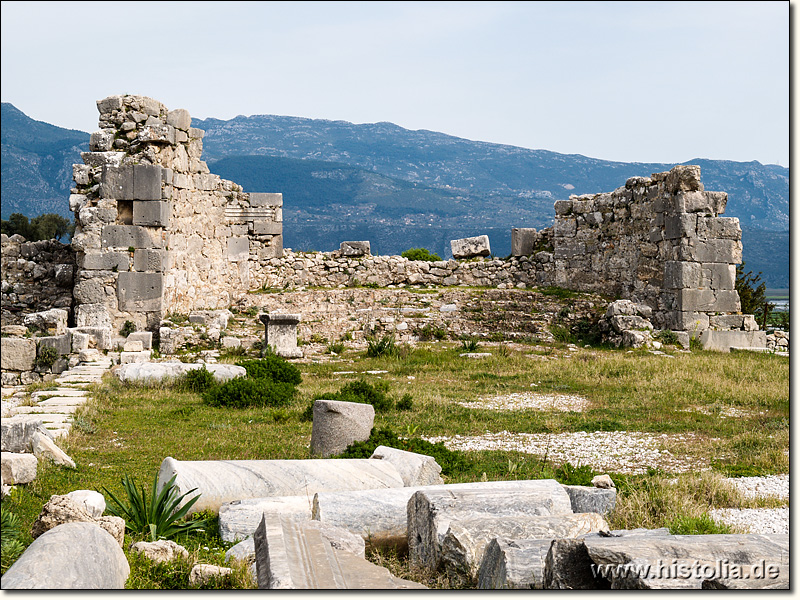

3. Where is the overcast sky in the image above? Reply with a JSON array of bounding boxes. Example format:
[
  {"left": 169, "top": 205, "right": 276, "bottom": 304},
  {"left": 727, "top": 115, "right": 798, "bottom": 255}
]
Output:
[{"left": 0, "top": 1, "right": 789, "bottom": 166}]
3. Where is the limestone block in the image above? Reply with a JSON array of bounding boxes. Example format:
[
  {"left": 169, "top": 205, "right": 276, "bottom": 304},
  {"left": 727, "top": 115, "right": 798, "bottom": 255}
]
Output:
[
  {"left": 511, "top": 228, "right": 538, "bottom": 256},
  {"left": 693, "top": 239, "right": 742, "bottom": 264},
  {"left": 23, "top": 308, "right": 69, "bottom": 335},
  {"left": 117, "top": 272, "right": 163, "bottom": 312},
  {"left": 227, "top": 237, "right": 250, "bottom": 262},
  {"left": 249, "top": 192, "right": 283, "bottom": 207},
  {"left": 97, "top": 94, "right": 124, "bottom": 114},
  {"left": 0, "top": 522, "right": 129, "bottom": 589},
  {"left": 304, "top": 520, "right": 366, "bottom": 558},
  {"left": 621, "top": 329, "right": 652, "bottom": 348},
  {"left": 73, "top": 277, "right": 107, "bottom": 304},
  {"left": 699, "top": 330, "right": 767, "bottom": 353},
  {"left": 80, "top": 151, "right": 125, "bottom": 168},
  {"left": 189, "top": 564, "right": 232, "bottom": 586},
  {"left": 31, "top": 495, "right": 124, "bottom": 543},
  {"left": 662, "top": 261, "right": 700, "bottom": 289},
  {"left": 0, "top": 416, "right": 49, "bottom": 453},
  {"left": 133, "top": 248, "right": 166, "bottom": 272},
  {"left": 131, "top": 539, "right": 189, "bottom": 563},
  {"left": 73, "top": 324, "right": 112, "bottom": 348},
  {"left": 253, "top": 515, "right": 425, "bottom": 589},
  {"left": 369, "top": 445, "right": 443, "bottom": 487},
  {"left": 100, "top": 165, "right": 134, "bottom": 199},
  {"left": 65, "top": 490, "right": 106, "bottom": 518},
  {"left": 126, "top": 331, "right": 153, "bottom": 350},
  {"left": 553, "top": 217, "right": 577, "bottom": 237},
  {"left": 73, "top": 329, "right": 92, "bottom": 353},
  {"left": 1, "top": 452, "right": 38, "bottom": 484},
  {"left": 340, "top": 241, "right": 371, "bottom": 257},
  {"left": 562, "top": 485, "right": 616, "bottom": 515},
  {"left": 742, "top": 314, "right": 759, "bottom": 331},
  {"left": 1, "top": 337, "right": 37, "bottom": 371},
  {"left": 408, "top": 482, "right": 574, "bottom": 571},
  {"left": 705, "top": 263, "right": 736, "bottom": 290},
  {"left": 156, "top": 456, "right": 405, "bottom": 514},
  {"left": 451, "top": 235, "right": 491, "bottom": 259},
  {"left": 120, "top": 350, "right": 153, "bottom": 364},
  {"left": 102, "top": 225, "right": 162, "bottom": 249},
  {"left": 582, "top": 533, "right": 788, "bottom": 589},
  {"left": 609, "top": 315, "right": 652, "bottom": 334},
  {"left": 477, "top": 538, "right": 552, "bottom": 589},
  {"left": 115, "top": 361, "right": 245, "bottom": 385},
  {"left": 79, "top": 251, "right": 131, "bottom": 271},
  {"left": 31, "top": 432, "right": 76, "bottom": 468},
  {"left": 252, "top": 220, "right": 283, "bottom": 235},
  {"left": 310, "top": 400, "right": 375, "bottom": 458},
  {"left": 675, "top": 289, "right": 717, "bottom": 312},
  {"left": 260, "top": 313, "right": 302, "bottom": 358},
  {"left": 137, "top": 123, "right": 176, "bottom": 145},
  {"left": 441, "top": 513, "right": 609, "bottom": 581},
  {"left": 220, "top": 336, "right": 241, "bottom": 349},
  {"left": 664, "top": 213, "right": 697, "bottom": 240},
  {"left": 698, "top": 216, "right": 741, "bottom": 240},
  {"left": 710, "top": 315, "right": 744, "bottom": 330},
  {"left": 1, "top": 325, "right": 28, "bottom": 337},
  {"left": 90, "top": 129, "right": 115, "bottom": 152},
  {"left": 554, "top": 200, "right": 572, "bottom": 215},
  {"left": 166, "top": 108, "right": 192, "bottom": 130},
  {"left": 133, "top": 201, "right": 170, "bottom": 227},
  {"left": 665, "top": 165, "right": 703, "bottom": 194},
  {"left": 123, "top": 340, "right": 144, "bottom": 352},
  {"left": 553, "top": 240, "right": 585, "bottom": 259},
  {"left": 37, "top": 334, "right": 72, "bottom": 358},
  {"left": 219, "top": 496, "right": 313, "bottom": 542}
]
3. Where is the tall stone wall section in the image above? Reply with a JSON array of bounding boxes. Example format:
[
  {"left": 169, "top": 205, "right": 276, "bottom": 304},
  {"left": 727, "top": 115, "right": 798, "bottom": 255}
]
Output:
[
  {"left": 69, "top": 95, "right": 283, "bottom": 335},
  {"left": 550, "top": 165, "right": 742, "bottom": 331},
  {"left": 1, "top": 235, "right": 75, "bottom": 327}
]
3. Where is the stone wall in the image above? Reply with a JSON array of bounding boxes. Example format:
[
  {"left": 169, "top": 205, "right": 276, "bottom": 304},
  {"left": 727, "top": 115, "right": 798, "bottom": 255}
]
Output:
[
  {"left": 1, "top": 234, "right": 75, "bottom": 327},
  {"left": 69, "top": 95, "right": 283, "bottom": 336}
]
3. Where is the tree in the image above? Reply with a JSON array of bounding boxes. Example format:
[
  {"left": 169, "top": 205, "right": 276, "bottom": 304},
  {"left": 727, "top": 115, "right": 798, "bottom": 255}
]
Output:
[
  {"left": 735, "top": 262, "right": 774, "bottom": 327},
  {"left": 1, "top": 213, "right": 74, "bottom": 241}
]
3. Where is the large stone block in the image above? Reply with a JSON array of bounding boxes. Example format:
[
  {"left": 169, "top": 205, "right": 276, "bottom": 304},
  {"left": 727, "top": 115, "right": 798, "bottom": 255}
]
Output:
[
  {"left": 37, "top": 334, "right": 72, "bottom": 357},
  {"left": 133, "top": 201, "right": 170, "bottom": 227},
  {"left": 1, "top": 452, "right": 38, "bottom": 484},
  {"left": 697, "top": 216, "right": 741, "bottom": 240},
  {"left": 157, "top": 456, "right": 405, "bottom": 514},
  {"left": 126, "top": 331, "right": 153, "bottom": 350},
  {"left": 166, "top": 108, "right": 192, "bottom": 130},
  {"left": 0, "top": 522, "right": 129, "bottom": 589},
  {"left": 219, "top": 496, "right": 312, "bottom": 542},
  {"left": 369, "top": 446, "right": 443, "bottom": 487},
  {"left": 665, "top": 165, "right": 703, "bottom": 194},
  {"left": 260, "top": 313, "right": 302, "bottom": 358},
  {"left": 100, "top": 165, "right": 134, "bottom": 199},
  {"left": 561, "top": 485, "right": 616, "bottom": 515},
  {"left": 339, "top": 241, "right": 371, "bottom": 257},
  {"left": 74, "top": 304, "right": 112, "bottom": 329},
  {"left": 699, "top": 330, "right": 767, "bottom": 353},
  {"left": 23, "top": 309, "right": 69, "bottom": 335},
  {"left": 249, "top": 192, "right": 283, "bottom": 207},
  {"left": 675, "top": 289, "right": 718, "bottom": 312},
  {"left": 79, "top": 251, "right": 131, "bottom": 271},
  {"left": 101, "top": 225, "right": 161, "bottom": 249},
  {"left": 252, "top": 220, "right": 283, "bottom": 235},
  {"left": 133, "top": 164, "right": 163, "bottom": 200},
  {"left": 133, "top": 248, "right": 167, "bottom": 272},
  {"left": 451, "top": 235, "right": 491, "bottom": 259},
  {"left": 553, "top": 217, "right": 577, "bottom": 237},
  {"left": 511, "top": 228, "right": 538, "bottom": 256},
  {"left": 1, "top": 337, "right": 37, "bottom": 371},
  {"left": 664, "top": 213, "right": 697, "bottom": 240},
  {"left": 477, "top": 538, "right": 552, "bottom": 589},
  {"left": 663, "top": 261, "right": 700, "bottom": 289},
  {"left": 117, "top": 272, "right": 164, "bottom": 312},
  {"left": 1, "top": 416, "right": 50, "bottom": 453},
  {"left": 310, "top": 400, "right": 374, "bottom": 458},
  {"left": 703, "top": 263, "right": 736, "bottom": 291},
  {"left": 227, "top": 237, "right": 250, "bottom": 262},
  {"left": 691, "top": 239, "right": 742, "bottom": 264},
  {"left": 253, "top": 515, "right": 425, "bottom": 589}
]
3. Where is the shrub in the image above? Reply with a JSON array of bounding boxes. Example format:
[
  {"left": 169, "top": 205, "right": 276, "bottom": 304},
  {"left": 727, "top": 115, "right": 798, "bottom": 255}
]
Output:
[
  {"left": 654, "top": 329, "right": 680, "bottom": 346},
  {"left": 416, "top": 323, "right": 448, "bottom": 341},
  {"left": 396, "top": 393, "right": 414, "bottom": 411},
  {"left": 314, "top": 379, "right": 394, "bottom": 411},
  {"left": 35, "top": 345, "right": 58, "bottom": 369},
  {"left": 101, "top": 473, "right": 209, "bottom": 541},
  {"left": 460, "top": 338, "right": 480, "bottom": 352},
  {"left": 176, "top": 365, "right": 217, "bottom": 394},
  {"left": 338, "top": 427, "right": 471, "bottom": 476},
  {"left": 401, "top": 248, "right": 442, "bottom": 262},
  {"left": 203, "top": 378, "right": 296, "bottom": 408},
  {"left": 1, "top": 506, "right": 24, "bottom": 571},
  {"left": 120, "top": 320, "right": 136, "bottom": 337},
  {"left": 236, "top": 356, "right": 302, "bottom": 385},
  {"left": 326, "top": 342, "right": 346, "bottom": 355},
  {"left": 366, "top": 335, "right": 397, "bottom": 358}
]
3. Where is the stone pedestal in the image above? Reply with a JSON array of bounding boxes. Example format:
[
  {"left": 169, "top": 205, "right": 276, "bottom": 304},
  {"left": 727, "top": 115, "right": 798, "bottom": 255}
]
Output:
[{"left": 259, "top": 313, "right": 302, "bottom": 358}]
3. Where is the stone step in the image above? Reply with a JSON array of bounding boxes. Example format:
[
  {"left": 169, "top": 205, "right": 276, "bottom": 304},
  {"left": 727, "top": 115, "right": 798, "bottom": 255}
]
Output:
[
  {"left": 32, "top": 390, "right": 89, "bottom": 398},
  {"left": 253, "top": 515, "right": 426, "bottom": 589},
  {"left": 38, "top": 397, "right": 87, "bottom": 406},
  {"left": 11, "top": 405, "right": 79, "bottom": 415}
]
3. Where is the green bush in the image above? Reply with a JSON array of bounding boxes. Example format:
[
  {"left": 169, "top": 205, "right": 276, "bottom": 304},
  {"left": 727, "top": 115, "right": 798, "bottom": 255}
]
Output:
[
  {"left": 203, "top": 378, "right": 296, "bottom": 408},
  {"left": 36, "top": 345, "right": 58, "bottom": 369},
  {"left": 654, "top": 329, "right": 680, "bottom": 346},
  {"left": 396, "top": 393, "right": 414, "bottom": 411},
  {"left": 1, "top": 506, "right": 24, "bottom": 572},
  {"left": 120, "top": 320, "right": 136, "bottom": 337},
  {"left": 401, "top": 248, "right": 442, "bottom": 262},
  {"left": 366, "top": 335, "right": 398, "bottom": 358},
  {"left": 176, "top": 365, "right": 217, "bottom": 394},
  {"left": 236, "top": 356, "right": 302, "bottom": 385},
  {"left": 101, "top": 473, "right": 209, "bottom": 541},
  {"left": 461, "top": 338, "right": 480, "bottom": 352},
  {"left": 416, "top": 323, "right": 448, "bottom": 341},
  {"left": 338, "top": 427, "right": 471, "bottom": 476},
  {"left": 314, "top": 379, "right": 394, "bottom": 411}
]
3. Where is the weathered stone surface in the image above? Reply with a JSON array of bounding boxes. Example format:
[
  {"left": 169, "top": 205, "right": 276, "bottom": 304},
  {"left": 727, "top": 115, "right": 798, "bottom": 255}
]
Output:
[
  {"left": 131, "top": 539, "right": 189, "bottom": 563},
  {"left": 31, "top": 494, "right": 124, "bottom": 546},
  {"left": 66, "top": 489, "right": 106, "bottom": 518},
  {"left": 249, "top": 192, "right": 282, "bottom": 207},
  {"left": 259, "top": 313, "right": 302, "bottom": 358},
  {"left": 441, "top": 513, "right": 609, "bottom": 581},
  {"left": 451, "top": 235, "right": 491, "bottom": 259},
  {"left": 189, "top": 564, "right": 232, "bottom": 586},
  {"left": 1, "top": 337, "right": 37, "bottom": 371},
  {"left": 101, "top": 224, "right": 161, "bottom": 250},
  {"left": 133, "top": 200, "right": 170, "bottom": 227},
  {"left": 562, "top": 485, "right": 616, "bottom": 515},
  {"left": 511, "top": 228, "right": 538, "bottom": 256},
  {"left": 114, "top": 361, "right": 245, "bottom": 384},
  {"left": 38, "top": 333, "right": 72, "bottom": 357},
  {"left": 117, "top": 272, "right": 163, "bottom": 312},
  {"left": 157, "top": 456, "right": 405, "bottom": 514},
  {"left": 31, "top": 431, "right": 76, "bottom": 468},
  {"left": 310, "top": 400, "right": 374, "bottom": 458},
  {"left": 339, "top": 241, "right": 370, "bottom": 257},
  {"left": 477, "top": 538, "right": 552, "bottom": 589},
  {"left": 1, "top": 415, "right": 52, "bottom": 452},
  {"left": 591, "top": 474, "right": 615, "bottom": 489},
  {"left": 1, "top": 452, "right": 38, "bottom": 484},
  {"left": 369, "top": 445, "right": 443, "bottom": 487},
  {"left": 253, "top": 515, "right": 426, "bottom": 589},
  {"left": 0, "top": 522, "right": 129, "bottom": 589},
  {"left": 699, "top": 330, "right": 767, "bottom": 353},
  {"left": 583, "top": 533, "right": 789, "bottom": 589},
  {"left": 23, "top": 308, "right": 68, "bottom": 335},
  {"left": 126, "top": 331, "right": 153, "bottom": 349},
  {"left": 610, "top": 315, "right": 653, "bottom": 334},
  {"left": 407, "top": 481, "right": 574, "bottom": 571},
  {"left": 219, "top": 495, "right": 313, "bottom": 542}
]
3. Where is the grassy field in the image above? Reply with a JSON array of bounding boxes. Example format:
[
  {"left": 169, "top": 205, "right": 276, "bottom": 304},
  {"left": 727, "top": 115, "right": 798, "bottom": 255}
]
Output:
[{"left": 1, "top": 339, "right": 789, "bottom": 587}]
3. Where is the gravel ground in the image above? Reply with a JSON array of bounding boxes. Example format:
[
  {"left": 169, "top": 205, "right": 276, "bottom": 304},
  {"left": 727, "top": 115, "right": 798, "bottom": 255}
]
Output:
[
  {"left": 709, "top": 507, "right": 789, "bottom": 535},
  {"left": 422, "top": 430, "right": 705, "bottom": 474},
  {"left": 457, "top": 392, "right": 589, "bottom": 412},
  {"left": 725, "top": 474, "right": 789, "bottom": 500}
]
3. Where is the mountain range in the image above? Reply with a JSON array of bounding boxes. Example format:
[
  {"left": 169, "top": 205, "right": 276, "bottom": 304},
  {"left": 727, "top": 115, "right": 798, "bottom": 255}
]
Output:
[{"left": 1, "top": 102, "right": 789, "bottom": 287}]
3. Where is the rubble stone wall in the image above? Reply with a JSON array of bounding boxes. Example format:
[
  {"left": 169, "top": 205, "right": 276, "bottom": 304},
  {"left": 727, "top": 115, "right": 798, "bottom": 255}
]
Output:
[
  {"left": 1, "top": 235, "right": 75, "bottom": 327},
  {"left": 69, "top": 95, "right": 283, "bottom": 334}
]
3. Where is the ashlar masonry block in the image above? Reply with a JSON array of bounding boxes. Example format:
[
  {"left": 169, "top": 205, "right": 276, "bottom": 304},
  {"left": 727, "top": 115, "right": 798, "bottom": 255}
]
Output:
[
  {"left": 511, "top": 228, "right": 538, "bottom": 256},
  {"left": 227, "top": 237, "right": 250, "bottom": 262},
  {"left": 133, "top": 201, "right": 170, "bottom": 227},
  {"left": 664, "top": 213, "right": 697, "bottom": 240},
  {"left": 663, "top": 261, "right": 700, "bottom": 289},
  {"left": 697, "top": 216, "right": 741, "bottom": 240},
  {"left": 132, "top": 164, "right": 163, "bottom": 200},
  {"left": 133, "top": 249, "right": 167, "bottom": 272},
  {"left": 249, "top": 193, "right": 283, "bottom": 207},
  {"left": 252, "top": 221, "right": 283, "bottom": 235},
  {"left": 701, "top": 263, "right": 736, "bottom": 291},
  {"left": 102, "top": 225, "right": 162, "bottom": 249},
  {"left": 117, "top": 272, "right": 164, "bottom": 312}
]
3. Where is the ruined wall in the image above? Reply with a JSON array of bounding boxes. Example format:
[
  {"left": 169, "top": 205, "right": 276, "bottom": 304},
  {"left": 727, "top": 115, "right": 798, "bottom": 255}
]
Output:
[
  {"left": 550, "top": 165, "right": 742, "bottom": 330},
  {"left": 1, "top": 235, "right": 75, "bottom": 327},
  {"left": 69, "top": 95, "right": 282, "bottom": 335}
]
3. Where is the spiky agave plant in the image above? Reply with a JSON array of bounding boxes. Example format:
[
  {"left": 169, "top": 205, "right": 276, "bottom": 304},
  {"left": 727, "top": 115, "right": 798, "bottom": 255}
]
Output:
[
  {"left": 1, "top": 505, "right": 25, "bottom": 571},
  {"left": 101, "top": 473, "right": 208, "bottom": 541}
]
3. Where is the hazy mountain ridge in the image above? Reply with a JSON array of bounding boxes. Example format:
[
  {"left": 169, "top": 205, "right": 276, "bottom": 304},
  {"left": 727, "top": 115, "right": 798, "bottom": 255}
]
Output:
[{"left": 0, "top": 103, "right": 788, "bottom": 286}]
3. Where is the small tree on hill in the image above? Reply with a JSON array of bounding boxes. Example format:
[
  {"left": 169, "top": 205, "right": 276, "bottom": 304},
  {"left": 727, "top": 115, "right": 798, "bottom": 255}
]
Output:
[{"left": 735, "top": 262, "right": 774, "bottom": 328}]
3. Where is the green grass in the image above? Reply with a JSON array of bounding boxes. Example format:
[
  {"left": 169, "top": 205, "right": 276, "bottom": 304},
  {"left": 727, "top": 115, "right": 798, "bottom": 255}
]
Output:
[{"left": 1, "top": 340, "right": 788, "bottom": 587}]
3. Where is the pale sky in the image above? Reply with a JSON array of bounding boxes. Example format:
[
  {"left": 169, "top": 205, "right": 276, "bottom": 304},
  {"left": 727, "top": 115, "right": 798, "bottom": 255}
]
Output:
[{"left": 0, "top": 1, "right": 789, "bottom": 166}]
